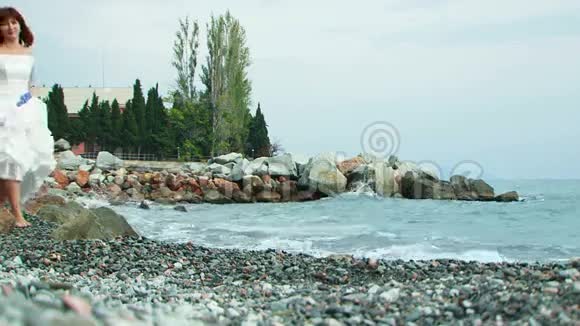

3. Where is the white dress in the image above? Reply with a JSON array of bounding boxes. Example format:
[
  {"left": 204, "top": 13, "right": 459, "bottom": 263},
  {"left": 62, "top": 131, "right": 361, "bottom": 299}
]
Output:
[{"left": 0, "top": 53, "right": 56, "bottom": 203}]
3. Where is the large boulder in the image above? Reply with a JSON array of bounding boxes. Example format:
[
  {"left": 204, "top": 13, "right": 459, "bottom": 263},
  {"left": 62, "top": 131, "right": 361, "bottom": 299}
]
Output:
[
  {"left": 256, "top": 190, "right": 282, "bottom": 203},
  {"left": 242, "top": 175, "right": 265, "bottom": 196},
  {"left": 338, "top": 156, "right": 365, "bottom": 176},
  {"left": 470, "top": 179, "right": 495, "bottom": 201},
  {"left": 213, "top": 178, "right": 240, "bottom": 197},
  {"left": 229, "top": 159, "right": 250, "bottom": 182},
  {"left": 38, "top": 201, "right": 91, "bottom": 225},
  {"left": 373, "top": 163, "right": 396, "bottom": 197},
  {"left": 57, "top": 150, "right": 87, "bottom": 171},
  {"left": 52, "top": 206, "right": 139, "bottom": 241},
  {"left": 52, "top": 169, "right": 70, "bottom": 188},
  {"left": 289, "top": 153, "right": 310, "bottom": 176},
  {"left": 212, "top": 153, "right": 243, "bottom": 165},
  {"left": 208, "top": 163, "right": 231, "bottom": 178},
  {"left": 450, "top": 175, "right": 495, "bottom": 201},
  {"left": 96, "top": 151, "right": 124, "bottom": 171},
  {"left": 396, "top": 161, "right": 439, "bottom": 182},
  {"left": 244, "top": 157, "right": 269, "bottom": 176},
  {"left": 450, "top": 175, "right": 477, "bottom": 200},
  {"left": 24, "top": 194, "right": 67, "bottom": 215},
  {"left": 54, "top": 138, "right": 71, "bottom": 152},
  {"left": 76, "top": 170, "right": 90, "bottom": 188},
  {"left": 495, "top": 191, "right": 519, "bottom": 202},
  {"left": 183, "top": 162, "right": 207, "bottom": 175},
  {"left": 346, "top": 164, "right": 376, "bottom": 192},
  {"left": 232, "top": 190, "right": 252, "bottom": 203},
  {"left": 307, "top": 154, "right": 347, "bottom": 195},
  {"left": 401, "top": 171, "right": 435, "bottom": 199},
  {"left": 268, "top": 153, "right": 298, "bottom": 179},
  {"left": 203, "top": 189, "right": 234, "bottom": 204},
  {"left": 278, "top": 181, "right": 298, "bottom": 202},
  {"left": 432, "top": 181, "right": 457, "bottom": 200}
]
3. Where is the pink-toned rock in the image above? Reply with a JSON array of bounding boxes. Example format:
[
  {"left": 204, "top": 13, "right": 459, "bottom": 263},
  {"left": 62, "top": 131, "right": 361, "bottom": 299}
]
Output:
[
  {"left": 213, "top": 178, "right": 240, "bottom": 197},
  {"left": 107, "top": 184, "right": 122, "bottom": 196},
  {"left": 279, "top": 181, "right": 298, "bottom": 202},
  {"left": 187, "top": 178, "right": 203, "bottom": 196},
  {"left": 166, "top": 174, "right": 181, "bottom": 191},
  {"left": 76, "top": 170, "right": 90, "bottom": 187},
  {"left": 262, "top": 175, "right": 272, "bottom": 184},
  {"left": 256, "top": 190, "right": 281, "bottom": 203},
  {"left": 338, "top": 156, "right": 365, "bottom": 175},
  {"left": 198, "top": 176, "right": 210, "bottom": 189},
  {"left": 62, "top": 294, "right": 92, "bottom": 317},
  {"left": 52, "top": 170, "right": 70, "bottom": 188},
  {"left": 188, "top": 178, "right": 200, "bottom": 188},
  {"left": 151, "top": 172, "right": 163, "bottom": 185}
]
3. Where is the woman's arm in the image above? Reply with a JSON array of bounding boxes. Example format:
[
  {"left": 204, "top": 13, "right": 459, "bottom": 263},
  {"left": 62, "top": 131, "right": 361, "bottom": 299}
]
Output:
[
  {"left": 28, "top": 66, "right": 35, "bottom": 90},
  {"left": 27, "top": 46, "right": 35, "bottom": 90}
]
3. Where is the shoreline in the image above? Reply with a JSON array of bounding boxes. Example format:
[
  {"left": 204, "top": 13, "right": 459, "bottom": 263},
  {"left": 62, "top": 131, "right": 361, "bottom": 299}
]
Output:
[
  {"left": 1, "top": 214, "right": 578, "bottom": 324},
  {"left": 38, "top": 191, "right": 576, "bottom": 265}
]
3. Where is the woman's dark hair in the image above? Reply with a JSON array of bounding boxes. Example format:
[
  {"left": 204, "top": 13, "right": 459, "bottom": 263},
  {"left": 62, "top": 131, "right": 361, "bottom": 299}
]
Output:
[{"left": 0, "top": 7, "right": 34, "bottom": 46}]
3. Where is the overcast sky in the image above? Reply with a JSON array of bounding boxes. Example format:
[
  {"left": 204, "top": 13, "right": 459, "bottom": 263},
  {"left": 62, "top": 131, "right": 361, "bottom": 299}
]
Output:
[{"left": 14, "top": 0, "right": 580, "bottom": 179}]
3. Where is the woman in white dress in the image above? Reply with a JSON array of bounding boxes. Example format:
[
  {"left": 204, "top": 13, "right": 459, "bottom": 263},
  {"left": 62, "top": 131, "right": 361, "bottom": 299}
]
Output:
[{"left": 0, "top": 7, "right": 56, "bottom": 228}]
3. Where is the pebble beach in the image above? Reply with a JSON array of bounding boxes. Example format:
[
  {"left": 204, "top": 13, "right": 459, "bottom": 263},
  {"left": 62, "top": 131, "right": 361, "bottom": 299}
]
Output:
[{"left": 0, "top": 214, "right": 578, "bottom": 325}]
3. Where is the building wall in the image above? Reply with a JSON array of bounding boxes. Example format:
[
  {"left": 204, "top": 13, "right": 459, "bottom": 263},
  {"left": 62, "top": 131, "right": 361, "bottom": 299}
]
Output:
[{"left": 72, "top": 143, "right": 85, "bottom": 155}]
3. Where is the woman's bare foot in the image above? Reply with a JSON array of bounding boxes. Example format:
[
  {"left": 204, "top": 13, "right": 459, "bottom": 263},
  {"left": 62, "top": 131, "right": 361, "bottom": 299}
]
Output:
[{"left": 14, "top": 216, "right": 31, "bottom": 228}]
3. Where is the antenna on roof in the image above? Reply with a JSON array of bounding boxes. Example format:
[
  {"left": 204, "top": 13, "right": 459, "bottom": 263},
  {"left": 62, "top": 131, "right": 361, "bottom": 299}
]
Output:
[{"left": 101, "top": 47, "right": 105, "bottom": 88}]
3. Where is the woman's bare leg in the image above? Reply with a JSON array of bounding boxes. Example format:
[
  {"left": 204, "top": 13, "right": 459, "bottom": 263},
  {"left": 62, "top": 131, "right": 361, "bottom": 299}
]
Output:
[
  {"left": 4, "top": 180, "right": 30, "bottom": 227},
  {"left": 0, "top": 180, "right": 6, "bottom": 207}
]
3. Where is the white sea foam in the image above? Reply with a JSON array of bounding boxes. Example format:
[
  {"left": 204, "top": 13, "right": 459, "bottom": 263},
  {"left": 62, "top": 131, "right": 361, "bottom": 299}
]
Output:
[{"left": 355, "top": 244, "right": 510, "bottom": 263}]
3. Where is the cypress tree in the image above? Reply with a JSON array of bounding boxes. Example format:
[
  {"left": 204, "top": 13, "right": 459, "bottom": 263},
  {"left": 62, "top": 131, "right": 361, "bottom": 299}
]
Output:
[
  {"left": 98, "top": 100, "right": 113, "bottom": 150},
  {"left": 46, "top": 95, "right": 58, "bottom": 139},
  {"left": 110, "top": 99, "right": 123, "bottom": 150},
  {"left": 45, "top": 84, "right": 70, "bottom": 140},
  {"left": 256, "top": 104, "right": 271, "bottom": 157},
  {"left": 122, "top": 100, "right": 138, "bottom": 152},
  {"left": 246, "top": 103, "right": 271, "bottom": 157},
  {"left": 77, "top": 99, "right": 93, "bottom": 150},
  {"left": 145, "top": 86, "right": 157, "bottom": 153},
  {"left": 131, "top": 79, "right": 147, "bottom": 154}
]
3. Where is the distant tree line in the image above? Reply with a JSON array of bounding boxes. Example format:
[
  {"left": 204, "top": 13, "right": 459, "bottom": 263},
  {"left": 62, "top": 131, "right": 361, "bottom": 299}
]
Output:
[{"left": 45, "top": 10, "right": 277, "bottom": 160}]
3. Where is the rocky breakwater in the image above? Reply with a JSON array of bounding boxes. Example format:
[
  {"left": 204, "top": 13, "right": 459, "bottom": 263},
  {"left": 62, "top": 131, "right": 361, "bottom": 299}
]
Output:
[{"left": 44, "top": 149, "right": 519, "bottom": 205}]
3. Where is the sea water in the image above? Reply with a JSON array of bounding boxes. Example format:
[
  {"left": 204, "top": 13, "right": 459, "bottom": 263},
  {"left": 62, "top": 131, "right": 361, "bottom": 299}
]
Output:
[{"left": 96, "top": 179, "right": 579, "bottom": 263}]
